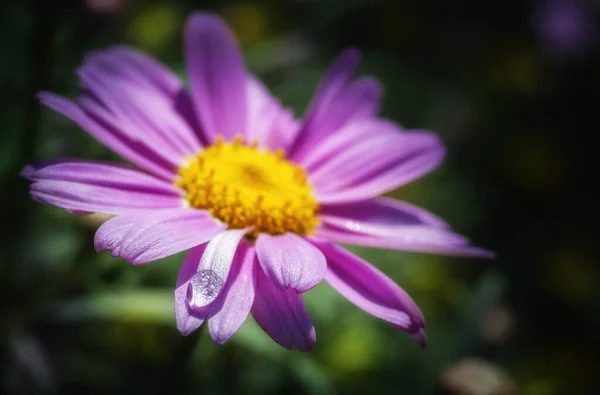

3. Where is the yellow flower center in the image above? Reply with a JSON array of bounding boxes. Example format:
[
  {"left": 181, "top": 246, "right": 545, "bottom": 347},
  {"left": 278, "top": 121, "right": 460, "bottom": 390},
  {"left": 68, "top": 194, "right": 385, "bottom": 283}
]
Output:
[{"left": 175, "top": 136, "right": 319, "bottom": 238}]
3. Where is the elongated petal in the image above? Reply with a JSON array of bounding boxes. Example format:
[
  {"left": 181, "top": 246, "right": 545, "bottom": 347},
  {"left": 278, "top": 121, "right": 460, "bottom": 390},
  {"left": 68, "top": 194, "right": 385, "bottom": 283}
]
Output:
[
  {"left": 251, "top": 266, "right": 316, "bottom": 351},
  {"left": 185, "top": 13, "right": 247, "bottom": 143},
  {"left": 38, "top": 46, "right": 202, "bottom": 178},
  {"left": 94, "top": 208, "right": 226, "bottom": 264},
  {"left": 78, "top": 46, "right": 200, "bottom": 154},
  {"left": 245, "top": 76, "right": 276, "bottom": 141},
  {"left": 308, "top": 48, "right": 361, "bottom": 113},
  {"left": 76, "top": 89, "right": 191, "bottom": 162},
  {"left": 90, "top": 214, "right": 130, "bottom": 256},
  {"left": 311, "top": 123, "right": 445, "bottom": 204},
  {"left": 346, "top": 77, "right": 382, "bottom": 119},
  {"left": 186, "top": 229, "right": 248, "bottom": 310},
  {"left": 256, "top": 233, "right": 326, "bottom": 292},
  {"left": 208, "top": 243, "right": 256, "bottom": 345},
  {"left": 29, "top": 179, "right": 180, "bottom": 215},
  {"left": 245, "top": 76, "right": 299, "bottom": 151},
  {"left": 37, "top": 93, "right": 176, "bottom": 180},
  {"left": 78, "top": 46, "right": 201, "bottom": 157},
  {"left": 84, "top": 45, "right": 183, "bottom": 96},
  {"left": 310, "top": 238, "right": 425, "bottom": 339},
  {"left": 308, "top": 49, "right": 361, "bottom": 112},
  {"left": 20, "top": 159, "right": 67, "bottom": 181},
  {"left": 318, "top": 220, "right": 494, "bottom": 258},
  {"left": 287, "top": 48, "right": 360, "bottom": 158},
  {"left": 289, "top": 51, "right": 384, "bottom": 163},
  {"left": 298, "top": 77, "right": 382, "bottom": 156},
  {"left": 25, "top": 160, "right": 183, "bottom": 214},
  {"left": 86, "top": 47, "right": 202, "bottom": 145},
  {"left": 175, "top": 245, "right": 208, "bottom": 335},
  {"left": 301, "top": 118, "right": 396, "bottom": 172},
  {"left": 410, "top": 328, "right": 427, "bottom": 348},
  {"left": 320, "top": 197, "right": 450, "bottom": 229},
  {"left": 24, "top": 159, "right": 180, "bottom": 194}
]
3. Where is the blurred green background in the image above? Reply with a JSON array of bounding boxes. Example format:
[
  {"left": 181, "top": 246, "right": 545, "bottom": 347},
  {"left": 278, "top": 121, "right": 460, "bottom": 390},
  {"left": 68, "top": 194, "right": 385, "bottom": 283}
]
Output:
[{"left": 1, "top": 0, "right": 598, "bottom": 394}]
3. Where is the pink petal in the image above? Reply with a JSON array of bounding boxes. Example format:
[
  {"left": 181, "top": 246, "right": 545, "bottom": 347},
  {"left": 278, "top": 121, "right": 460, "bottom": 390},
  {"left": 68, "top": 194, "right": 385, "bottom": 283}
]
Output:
[
  {"left": 251, "top": 265, "right": 316, "bottom": 352},
  {"left": 410, "top": 328, "right": 427, "bottom": 348},
  {"left": 244, "top": 76, "right": 299, "bottom": 151},
  {"left": 77, "top": 47, "right": 201, "bottom": 158},
  {"left": 311, "top": 122, "right": 446, "bottom": 204},
  {"left": 185, "top": 13, "right": 247, "bottom": 143},
  {"left": 256, "top": 233, "right": 327, "bottom": 292},
  {"left": 301, "top": 118, "right": 396, "bottom": 172},
  {"left": 208, "top": 243, "right": 257, "bottom": 345},
  {"left": 186, "top": 229, "right": 249, "bottom": 310},
  {"left": 76, "top": 89, "right": 191, "bottom": 163},
  {"left": 346, "top": 77, "right": 382, "bottom": 119},
  {"left": 310, "top": 238, "right": 425, "bottom": 341},
  {"left": 91, "top": 214, "right": 132, "bottom": 257},
  {"left": 94, "top": 208, "right": 226, "bottom": 264},
  {"left": 298, "top": 77, "right": 382, "bottom": 154},
  {"left": 245, "top": 76, "right": 277, "bottom": 141},
  {"left": 175, "top": 245, "right": 208, "bottom": 335},
  {"left": 37, "top": 93, "right": 176, "bottom": 180},
  {"left": 25, "top": 159, "right": 183, "bottom": 215},
  {"left": 287, "top": 49, "right": 360, "bottom": 161},
  {"left": 318, "top": 219, "right": 494, "bottom": 258},
  {"left": 85, "top": 45, "right": 183, "bottom": 96},
  {"left": 289, "top": 50, "right": 383, "bottom": 163},
  {"left": 320, "top": 197, "right": 450, "bottom": 229}
]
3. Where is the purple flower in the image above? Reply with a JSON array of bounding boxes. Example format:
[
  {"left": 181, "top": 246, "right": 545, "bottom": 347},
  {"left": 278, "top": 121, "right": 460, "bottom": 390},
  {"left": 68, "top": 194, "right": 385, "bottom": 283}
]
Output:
[{"left": 22, "top": 12, "right": 493, "bottom": 351}]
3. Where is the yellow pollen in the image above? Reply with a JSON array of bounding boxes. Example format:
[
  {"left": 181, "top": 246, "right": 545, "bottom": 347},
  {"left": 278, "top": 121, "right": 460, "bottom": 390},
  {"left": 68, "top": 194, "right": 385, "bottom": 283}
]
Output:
[{"left": 175, "top": 135, "right": 320, "bottom": 238}]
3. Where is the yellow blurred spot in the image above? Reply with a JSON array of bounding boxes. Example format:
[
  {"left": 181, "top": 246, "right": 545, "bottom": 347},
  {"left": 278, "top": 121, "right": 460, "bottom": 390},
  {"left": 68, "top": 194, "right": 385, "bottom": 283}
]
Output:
[
  {"left": 107, "top": 322, "right": 166, "bottom": 361},
  {"left": 222, "top": 3, "right": 267, "bottom": 45},
  {"left": 520, "top": 344, "right": 596, "bottom": 395},
  {"left": 377, "top": 4, "right": 417, "bottom": 46},
  {"left": 128, "top": 5, "right": 181, "bottom": 52},
  {"left": 509, "top": 136, "right": 565, "bottom": 191},
  {"left": 81, "top": 212, "right": 113, "bottom": 228},
  {"left": 490, "top": 49, "right": 540, "bottom": 93},
  {"left": 544, "top": 249, "right": 595, "bottom": 303},
  {"left": 522, "top": 380, "right": 556, "bottom": 395},
  {"left": 402, "top": 256, "right": 468, "bottom": 310},
  {"left": 324, "top": 320, "right": 382, "bottom": 375},
  {"left": 505, "top": 52, "right": 538, "bottom": 93}
]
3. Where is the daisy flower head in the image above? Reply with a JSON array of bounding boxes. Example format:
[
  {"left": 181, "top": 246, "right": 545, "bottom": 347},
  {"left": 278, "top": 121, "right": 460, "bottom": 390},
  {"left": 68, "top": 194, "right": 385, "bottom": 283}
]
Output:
[{"left": 22, "top": 12, "right": 493, "bottom": 351}]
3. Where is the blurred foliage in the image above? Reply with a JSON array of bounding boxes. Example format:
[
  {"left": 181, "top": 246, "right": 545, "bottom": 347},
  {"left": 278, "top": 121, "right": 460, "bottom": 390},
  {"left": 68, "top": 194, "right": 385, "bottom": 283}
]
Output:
[{"left": 1, "top": 0, "right": 599, "bottom": 394}]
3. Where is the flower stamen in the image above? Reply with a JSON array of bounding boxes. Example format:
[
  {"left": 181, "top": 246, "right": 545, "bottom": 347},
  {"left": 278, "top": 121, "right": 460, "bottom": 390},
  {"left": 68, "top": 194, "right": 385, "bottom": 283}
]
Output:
[{"left": 175, "top": 135, "right": 320, "bottom": 237}]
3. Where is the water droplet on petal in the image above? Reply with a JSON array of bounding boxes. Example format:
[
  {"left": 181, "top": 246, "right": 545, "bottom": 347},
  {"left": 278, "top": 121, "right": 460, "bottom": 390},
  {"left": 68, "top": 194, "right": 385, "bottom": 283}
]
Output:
[
  {"left": 186, "top": 270, "right": 224, "bottom": 309},
  {"left": 344, "top": 220, "right": 361, "bottom": 232}
]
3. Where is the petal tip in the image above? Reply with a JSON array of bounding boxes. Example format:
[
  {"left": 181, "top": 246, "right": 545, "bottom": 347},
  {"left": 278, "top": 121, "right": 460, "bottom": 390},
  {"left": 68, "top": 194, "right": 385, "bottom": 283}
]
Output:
[
  {"left": 210, "top": 336, "right": 227, "bottom": 346},
  {"left": 341, "top": 47, "right": 362, "bottom": 64},
  {"left": 36, "top": 91, "right": 63, "bottom": 107},
  {"left": 130, "top": 255, "right": 149, "bottom": 265},
  {"left": 20, "top": 165, "right": 36, "bottom": 180},
  {"left": 297, "top": 335, "right": 316, "bottom": 352},
  {"left": 35, "top": 91, "right": 51, "bottom": 102},
  {"left": 177, "top": 323, "right": 202, "bottom": 337},
  {"left": 208, "top": 328, "right": 232, "bottom": 346},
  {"left": 481, "top": 250, "right": 497, "bottom": 259},
  {"left": 186, "top": 12, "right": 229, "bottom": 35},
  {"left": 92, "top": 233, "right": 108, "bottom": 253},
  {"left": 465, "top": 247, "right": 497, "bottom": 259},
  {"left": 411, "top": 328, "right": 427, "bottom": 349}
]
